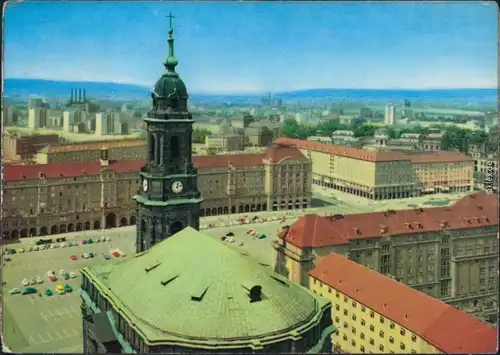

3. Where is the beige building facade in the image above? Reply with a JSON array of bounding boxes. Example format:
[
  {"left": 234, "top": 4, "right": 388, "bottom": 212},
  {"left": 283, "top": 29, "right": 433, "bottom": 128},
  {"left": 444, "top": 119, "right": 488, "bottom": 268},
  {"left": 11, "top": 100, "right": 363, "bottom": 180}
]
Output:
[
  {"left": 205, "top": 133, "right": 245, "bottom": 152},
  {"left": 275, "top": 138, "right": 474, "bottom": 199},
  {"left": 273, "top": 191, "right": 499, "bottom": 319},
  {"left": 34, "top": 139, "right": 146, "bottom": 164},
  {"left": 3, "top": 145, "right": 312, "bottom": 239}
]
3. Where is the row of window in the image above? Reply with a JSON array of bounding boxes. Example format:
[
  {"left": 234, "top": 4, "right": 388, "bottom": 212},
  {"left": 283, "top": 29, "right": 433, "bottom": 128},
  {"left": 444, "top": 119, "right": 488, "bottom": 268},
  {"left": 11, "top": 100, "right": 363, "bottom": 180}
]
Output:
[
  {"left": 342, "top": 334, "right": 417, "bottom": 353},
  {"left": 335, "top": 306, "right": 417, "bottom": 340}
]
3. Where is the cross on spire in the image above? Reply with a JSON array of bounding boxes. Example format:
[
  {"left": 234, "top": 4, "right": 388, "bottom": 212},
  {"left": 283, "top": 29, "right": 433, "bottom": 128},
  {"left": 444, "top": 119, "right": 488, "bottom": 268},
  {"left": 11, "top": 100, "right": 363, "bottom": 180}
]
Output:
[{"left": 167, "top": 12, "right": 175, "bottom": 29}]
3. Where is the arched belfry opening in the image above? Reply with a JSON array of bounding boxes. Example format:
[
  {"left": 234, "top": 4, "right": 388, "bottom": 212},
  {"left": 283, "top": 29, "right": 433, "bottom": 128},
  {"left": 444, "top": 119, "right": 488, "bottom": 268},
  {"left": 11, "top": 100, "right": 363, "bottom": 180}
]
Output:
[
  {"left": 171, "top": 136, "right": 180, "bottom": 158},
  {"left": 149, "top": 134, "right": 156, "bottom": 162}
]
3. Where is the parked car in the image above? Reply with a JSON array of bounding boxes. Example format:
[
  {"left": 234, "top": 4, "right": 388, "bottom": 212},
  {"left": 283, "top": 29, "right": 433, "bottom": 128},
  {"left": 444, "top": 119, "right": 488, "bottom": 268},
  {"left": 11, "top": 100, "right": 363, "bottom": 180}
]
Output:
[
  {"left": 45, "top": 289, "right": 54, "bottom": 296},
  {"left": 59, "top": 269, "right": 66, "bottom": 276},
  {"left": 46, "top": 270, "right": 55, "bottom": 277},
  {"left": 7, "top": 249, "right": 16, "bottom": 255},
  {"left": 112, "top": 251, "right": 120, "bottom": 258},
  {"left": 17, "top": 248, "right": 25, "bottom": 253},
  {"left": 22, "top": 287, "right": 37, "bottom": 295},
  {"left": 70, "top": 255, "right": 78, "bottom": 261},
  {"left": 103, "top": 254, "right": 111, "bottom": 260},
  {"left": 63, "top": 273, "right": 70, "bottom": 280},
  {"left": 88, "top": 252, "right": 95, "bottom": 258},
  {"left": 30, "top": 278, "right": 37, "bottom": 285},
  {"left": 9, "top": 288, "right": 21, "bottom": 295},
  {"left": 64, "top": 284, "right": 73, "bottom": 293},
  {"left": 36, "top": 277, "right": 44, "bottom": 284},
  {"left": 21, "top": 279, "right": 30, "bottom": 286},
  {"left": 55, "top": 284, "right": 65, "bottom": 295},
  {"left": 82, "top": 253, "right": 89, "bottom": 259},
  {"left": 49, "top": 275, "right": 57, "bottom": 282},
  {"left": 69, "top": 272, "right": 77, "bottom": 279}
]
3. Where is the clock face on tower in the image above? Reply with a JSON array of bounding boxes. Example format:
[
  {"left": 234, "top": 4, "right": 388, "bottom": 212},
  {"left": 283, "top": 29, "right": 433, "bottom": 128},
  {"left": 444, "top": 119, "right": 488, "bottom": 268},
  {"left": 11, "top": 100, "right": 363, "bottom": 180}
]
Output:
[
  {"left": 171, "top": 181, "right": 184, "bottom": 194},
  {"left": 143, "top": 179, "right": 149, "bottom": 192}
]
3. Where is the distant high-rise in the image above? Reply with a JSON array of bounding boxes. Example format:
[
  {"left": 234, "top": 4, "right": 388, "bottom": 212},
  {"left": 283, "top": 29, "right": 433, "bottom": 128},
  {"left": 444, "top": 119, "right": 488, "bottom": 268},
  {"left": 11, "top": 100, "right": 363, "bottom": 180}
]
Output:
[
  {"left": 28, "top": 100, "right": 50, "bottom": 129},
  {"left": 384, "top": 104, "right": 396, "bottom": 125}
]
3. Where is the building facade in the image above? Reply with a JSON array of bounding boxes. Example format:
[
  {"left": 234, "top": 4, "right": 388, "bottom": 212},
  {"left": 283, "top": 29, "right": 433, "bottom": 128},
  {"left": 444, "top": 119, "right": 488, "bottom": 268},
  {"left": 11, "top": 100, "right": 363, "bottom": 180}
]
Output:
[
  {"left": 273, "top": 191, "right": 499, "bottom": 320},
  {"left": 28, "top": 104, "right": 50, "bottom": 129},
  {"left": 2, "top": 133, "right": 60, "bottom": 162},
  {"left": 81, "top": 228, "right": 334, "bottom": 354},
  {"left": 2, "top": 144, "right": 312, "bottom": 239},
  {"left": 309, "top": 253, "right": 497, "bottom": 354},
  {"left": 274, "top": 137, "right": 474, "bottom": 199},
  {"left": 384, "top": 105, "right": 396, "bottom": 125},
  {"left": 34, "top": 139, "right": 146, "bottom": 164},
  {"left": 205, "top": 133, "right": 245, "bottom": 152}
]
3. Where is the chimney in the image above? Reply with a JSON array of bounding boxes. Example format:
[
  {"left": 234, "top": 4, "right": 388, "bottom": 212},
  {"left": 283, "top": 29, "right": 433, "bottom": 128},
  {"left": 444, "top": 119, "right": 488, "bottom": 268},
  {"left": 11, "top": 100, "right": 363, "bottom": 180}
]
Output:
[{"left": 100, "top": 147, "right": 109, "bottom": 166}]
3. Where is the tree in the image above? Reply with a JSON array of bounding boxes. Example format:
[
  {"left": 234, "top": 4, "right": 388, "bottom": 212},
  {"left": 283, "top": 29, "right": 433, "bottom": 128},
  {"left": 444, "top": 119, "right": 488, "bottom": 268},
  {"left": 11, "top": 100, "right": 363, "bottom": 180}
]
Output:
[
  {"left": 192, "top": 128, "right": 211, "bottom": 143},
  {"left": 282, "top": 119, "right": 300, "bottom": 138}
]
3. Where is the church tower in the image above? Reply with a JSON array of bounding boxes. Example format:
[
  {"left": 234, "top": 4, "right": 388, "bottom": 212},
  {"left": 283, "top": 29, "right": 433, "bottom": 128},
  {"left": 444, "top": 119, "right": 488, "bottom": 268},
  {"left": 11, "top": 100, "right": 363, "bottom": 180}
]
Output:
[{"left": 134, "top": 14, "right": 203, "bottom": 253}]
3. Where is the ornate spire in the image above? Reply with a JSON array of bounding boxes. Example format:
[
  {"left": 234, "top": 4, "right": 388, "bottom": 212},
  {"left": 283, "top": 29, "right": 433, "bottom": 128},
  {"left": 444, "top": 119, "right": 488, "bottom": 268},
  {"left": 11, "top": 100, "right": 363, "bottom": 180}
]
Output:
[{"left": 164, "top": 12, "right": 179, "bottom": 74}]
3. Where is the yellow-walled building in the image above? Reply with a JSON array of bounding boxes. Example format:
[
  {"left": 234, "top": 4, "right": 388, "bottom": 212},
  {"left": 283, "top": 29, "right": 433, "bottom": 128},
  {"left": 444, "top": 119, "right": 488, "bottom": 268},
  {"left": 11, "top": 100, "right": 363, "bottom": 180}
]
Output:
[
  {"left": 309, "top": 253, "right": 497, "bottom": 354},
  {"left": 274, "top": 137, "right": 474, "bottom": 199}
]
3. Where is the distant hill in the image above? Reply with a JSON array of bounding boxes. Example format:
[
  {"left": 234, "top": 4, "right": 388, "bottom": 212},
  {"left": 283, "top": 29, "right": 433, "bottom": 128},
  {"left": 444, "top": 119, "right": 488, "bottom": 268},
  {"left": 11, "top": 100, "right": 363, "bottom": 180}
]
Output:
[
  {"left": 273, "top": 88, "right": 498, "bottom": 106},
  {"left": 3, "top": 78, "right": 497, "bottom": 107},
  {"left": 4, "top": 78, "right": 151, "bottom": 101}
]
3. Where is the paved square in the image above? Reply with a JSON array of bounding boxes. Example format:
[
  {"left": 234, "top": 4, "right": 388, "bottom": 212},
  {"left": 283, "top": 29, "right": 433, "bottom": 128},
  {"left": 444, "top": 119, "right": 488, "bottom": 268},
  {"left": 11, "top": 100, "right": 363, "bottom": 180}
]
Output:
[{"left": 2, "top": 191, "right": 464, "bottom": 352}]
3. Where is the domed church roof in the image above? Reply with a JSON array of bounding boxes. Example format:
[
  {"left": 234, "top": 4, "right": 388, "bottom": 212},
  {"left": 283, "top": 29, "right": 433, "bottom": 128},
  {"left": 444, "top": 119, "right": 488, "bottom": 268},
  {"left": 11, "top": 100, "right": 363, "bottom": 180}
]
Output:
[
  {"left": 82, "top": 227, "right": 327, "bottom": 348},
  {"left": 150, "top": 14, "right": 189, "bottom": 113}
]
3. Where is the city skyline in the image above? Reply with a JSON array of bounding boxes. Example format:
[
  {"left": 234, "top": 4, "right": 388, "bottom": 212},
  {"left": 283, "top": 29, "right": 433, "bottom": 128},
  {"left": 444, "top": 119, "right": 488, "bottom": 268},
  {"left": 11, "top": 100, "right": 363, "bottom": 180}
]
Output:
[{"left": 5, "top": 1, "right": 498, "bottom": 94}]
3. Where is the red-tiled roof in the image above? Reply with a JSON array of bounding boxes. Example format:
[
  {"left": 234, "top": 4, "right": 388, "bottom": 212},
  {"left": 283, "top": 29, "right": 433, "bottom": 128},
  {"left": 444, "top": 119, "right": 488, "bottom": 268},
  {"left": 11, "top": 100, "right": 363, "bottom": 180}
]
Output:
[
  {"left": 283, "top": 214, "right": 349, "bottom": 248},
  {"left": 4, "top": 146, "right": 308, "bottom": 181},
  {"left": 4, "top": 161, "right": 103, "bottom": 180},
  {"left": 273, "top": 137, "right": 407, "bottom": 162},
  {"left": 310, "top": 253, "right": 498, "bottom": 354},
  {"left": 45, "top": 139, "right": 145, "bottom": 153},
  {"left": 263, "top": 144, "right": 308, "bottom": 163},
  {"left": 280, "top": 192, "right": 498, "bottom": 248},
  {"left": 408, "top": 151, "right": 473, "bottom": 164},
  {"left": 274, "top": 137, "right": 475, "bottom": 164}
]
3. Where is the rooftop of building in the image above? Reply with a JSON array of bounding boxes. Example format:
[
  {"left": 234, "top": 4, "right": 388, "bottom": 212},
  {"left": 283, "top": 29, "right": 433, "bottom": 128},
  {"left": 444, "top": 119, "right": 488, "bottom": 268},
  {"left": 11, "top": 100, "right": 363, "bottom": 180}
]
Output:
[
  {"left": 37, "top": 139, "right": 146, "bottom": 154},
  {"left": 274, "top": 137, "right": 472, "bottom": 164},
  {"left": 278, "top": 191, "right": 497, "bottom": 248},
  {"left": 4, "top": 145, "right": 307, "bottom": 181},
  {"left": 82, "top": 227, "right": 328, "bottom": 347},
  {"left": 310, "top": 253, "right": 498, "bottom": 354}
]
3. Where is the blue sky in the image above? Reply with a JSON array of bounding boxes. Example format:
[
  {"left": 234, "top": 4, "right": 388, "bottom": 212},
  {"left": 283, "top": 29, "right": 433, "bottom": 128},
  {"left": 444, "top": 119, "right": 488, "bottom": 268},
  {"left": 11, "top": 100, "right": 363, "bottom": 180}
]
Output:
[{"left": 4, "top": 1, "right": 498, "bottom": 94}]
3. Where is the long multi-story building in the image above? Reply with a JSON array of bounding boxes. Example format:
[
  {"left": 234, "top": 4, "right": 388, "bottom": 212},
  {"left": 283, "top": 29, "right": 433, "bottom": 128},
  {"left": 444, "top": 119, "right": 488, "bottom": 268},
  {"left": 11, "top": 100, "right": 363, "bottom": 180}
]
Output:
[
  {"left": 273, "top": 191, "right": 498, "bottom": 318},
  {"left": 274, "top": 138, "right": 474, "bottom": 199},
  {"left": 2, "top": 144, "right": 312, "bottom": 239},
  {"left": 34, "top": 139, "right": 146, "bottom": 164},
  {"left": 2, "top": 133, "right": 60, "bottom": 162},
  {"left": 309, "top": 253, "right": 497, "bottom": 354}
]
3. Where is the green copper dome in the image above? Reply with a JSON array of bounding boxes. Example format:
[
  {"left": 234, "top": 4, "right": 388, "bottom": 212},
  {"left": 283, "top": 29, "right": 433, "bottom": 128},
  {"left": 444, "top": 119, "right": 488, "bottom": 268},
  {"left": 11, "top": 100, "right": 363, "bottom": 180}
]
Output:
[
  {"left": 151, "top": 13, "right": 189, "bottom": 110},
  {"left": 83, "top": 227, "right": 329, "bottom": 349},
  {"left": 153, "top": 74, "right": 188, "bottom": 99}
]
